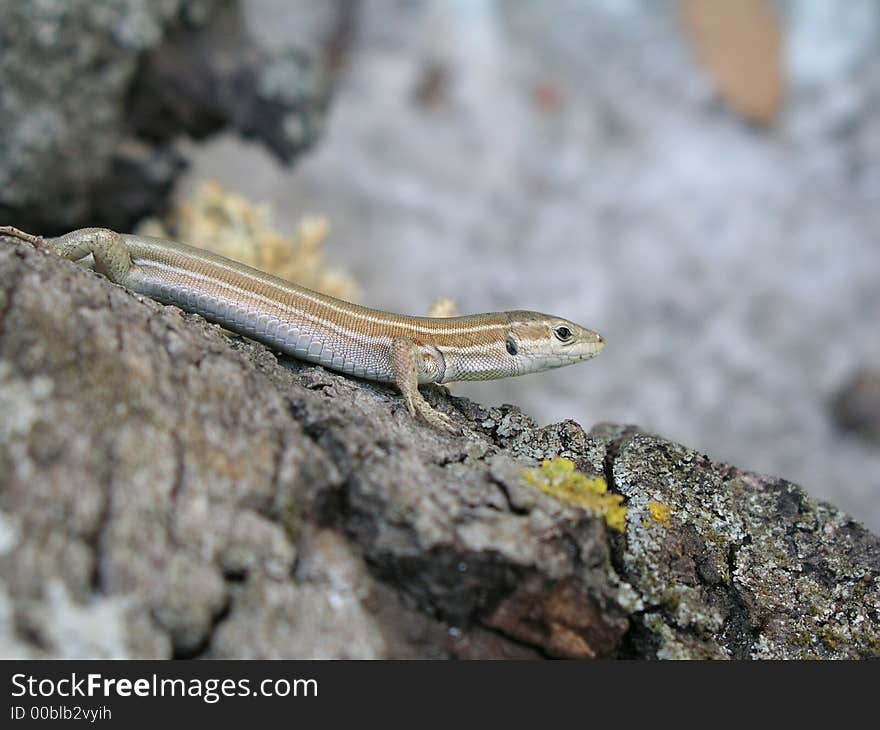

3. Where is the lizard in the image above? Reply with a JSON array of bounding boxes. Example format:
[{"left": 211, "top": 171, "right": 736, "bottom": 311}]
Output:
[{"left": 0, "top": 226, "right": 604, "bottom": 433}]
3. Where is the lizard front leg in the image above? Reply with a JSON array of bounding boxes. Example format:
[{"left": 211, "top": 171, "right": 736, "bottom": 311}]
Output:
[{"left": 389, "top": 337, "right": 458, "bottom": 433}]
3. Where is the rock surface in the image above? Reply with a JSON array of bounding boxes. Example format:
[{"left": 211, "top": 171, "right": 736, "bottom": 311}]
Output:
[
  {"left": 0, "top": 0, "right": 337, "bottom": 235},
  {"left": 1, "top": 236, "right": 877, "bottom": 659}
]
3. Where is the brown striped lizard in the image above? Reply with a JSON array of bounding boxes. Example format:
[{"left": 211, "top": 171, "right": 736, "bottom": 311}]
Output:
[{"left": 0, "top": 226, "right": 604, "bottom": 433}]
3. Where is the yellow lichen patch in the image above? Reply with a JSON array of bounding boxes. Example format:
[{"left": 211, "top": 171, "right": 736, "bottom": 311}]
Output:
[
  {"left": 137, "top": 180, "right": 358, "bottom": 300},
  {"left": 648, "top": 501, "right": 672, "bottom": 526},
  {"left": 521, "top": 457, "right": 627, "bottom": 532}
]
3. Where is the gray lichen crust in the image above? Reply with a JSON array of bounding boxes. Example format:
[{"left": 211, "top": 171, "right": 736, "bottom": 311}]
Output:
[
  {"left": 596, "top": 426, "right": 880, "bottom": 659},
  {"left": 0, "top": 238, "right": 877, "bottom": 659}
]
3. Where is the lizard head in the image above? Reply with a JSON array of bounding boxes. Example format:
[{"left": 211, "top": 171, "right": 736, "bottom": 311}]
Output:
[
  {"left": 503, "top": 310, "right": 604, "bottom": 375},
  {"left": 432, "top": 310, "right": 604, "bottom": 383}
]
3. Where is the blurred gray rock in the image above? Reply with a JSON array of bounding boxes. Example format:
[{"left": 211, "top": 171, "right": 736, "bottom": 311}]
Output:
[
  {"left": 0, "top": 0, "right": 339, "bottom": 235},
  {"left": 832, "top": 369, "right": 880, "bottom": 446},
  {"left": 1, "top": 235, "right": 877, "bottom": 659}
]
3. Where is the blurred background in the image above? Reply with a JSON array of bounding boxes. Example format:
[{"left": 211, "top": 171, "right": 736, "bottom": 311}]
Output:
[{"left": 2, "top": 0, "right": 879, "bottom": 528}]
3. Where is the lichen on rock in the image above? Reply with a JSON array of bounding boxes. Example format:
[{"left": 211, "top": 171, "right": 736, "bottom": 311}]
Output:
[{"left": 521, "top": 457, "right": 627, "bottom": 532}]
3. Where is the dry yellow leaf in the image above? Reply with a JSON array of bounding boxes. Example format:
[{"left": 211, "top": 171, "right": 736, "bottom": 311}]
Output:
[
  {"left": 137, "top": 180, "right": 358, "bottom": 301},
  {"left": 681, "top": 0, "right": 784, "bottom": 125},
  {"left": 428, "top": 298, "right": 460, "bottom": 318}
]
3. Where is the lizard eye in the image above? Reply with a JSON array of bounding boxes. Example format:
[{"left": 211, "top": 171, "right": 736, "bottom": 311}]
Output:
[
  {"left": 554, "top": 326, "right": 573, "bottom": 342},
  {"left": 505, "top": 336, "right": 518, "bottom": 356}
]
